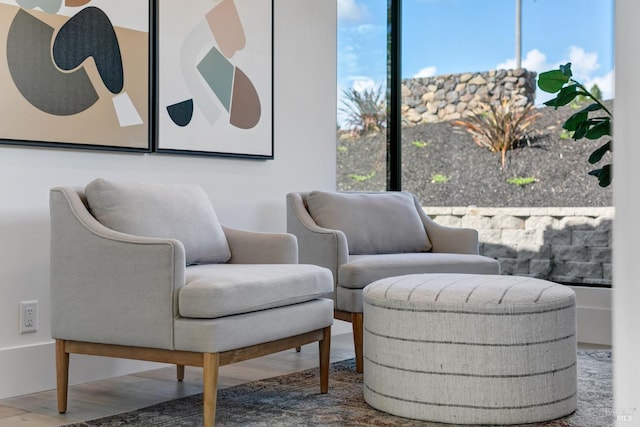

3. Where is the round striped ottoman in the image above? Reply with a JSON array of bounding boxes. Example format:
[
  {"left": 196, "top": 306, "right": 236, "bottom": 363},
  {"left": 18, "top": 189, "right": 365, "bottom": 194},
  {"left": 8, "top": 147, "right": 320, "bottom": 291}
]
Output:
[{"left": 363, "top": 273, "right": 577, "bottom": 425}]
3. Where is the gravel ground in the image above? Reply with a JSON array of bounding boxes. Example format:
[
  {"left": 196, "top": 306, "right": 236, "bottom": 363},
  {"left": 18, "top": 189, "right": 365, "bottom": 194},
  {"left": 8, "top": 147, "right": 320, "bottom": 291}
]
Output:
[{"left": 337, "top": 102, "right": 613, "bottom": 207}]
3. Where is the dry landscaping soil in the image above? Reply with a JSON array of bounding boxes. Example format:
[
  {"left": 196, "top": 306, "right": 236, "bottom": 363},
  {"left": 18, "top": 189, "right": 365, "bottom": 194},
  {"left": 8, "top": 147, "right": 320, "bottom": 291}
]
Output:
[{"left": 337, "top": 102, "right": 613, "bottom": 207}]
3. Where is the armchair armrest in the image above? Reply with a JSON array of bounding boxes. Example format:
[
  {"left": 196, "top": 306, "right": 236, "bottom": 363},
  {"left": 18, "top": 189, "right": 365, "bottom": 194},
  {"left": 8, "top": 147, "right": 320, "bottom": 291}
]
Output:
[
  {"left": 413, "top": 199, "right": 479, "bottom": 254},
  {"left": 286, "top": 193, "right": 349, "bottom": 285},
  {"left": 425, "top": 221, "right": 479, "bottom": 254},
  {"left": 50, "top": 187, "right": 186, "bottom": 350},
  {"left": 222, "top": 225, "right": 298, "bottom": 264},
  {"left": 418, "top": 208, "right": 479, "bottom": 255}
]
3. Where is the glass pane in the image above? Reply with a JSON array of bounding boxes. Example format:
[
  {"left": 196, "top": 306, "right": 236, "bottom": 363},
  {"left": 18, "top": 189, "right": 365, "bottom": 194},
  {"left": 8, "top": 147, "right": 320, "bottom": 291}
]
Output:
[
  {"left": 336, "top": 0, "right": 389, "bottom": 192},
  {"left": 400, "top": 0, "right": 614, "bottom": 208},
  {"left": 399, "top": 0, "right": 613, "bottom": 288}
]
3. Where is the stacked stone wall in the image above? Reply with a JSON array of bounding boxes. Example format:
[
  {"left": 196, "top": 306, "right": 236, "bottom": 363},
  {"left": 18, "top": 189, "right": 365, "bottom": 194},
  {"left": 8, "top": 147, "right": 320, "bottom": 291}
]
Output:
[
  {"left": 402, "top": 69, "right": 537, "bottom": 125},
  {"left": 425, "top": 206, "right": 613, "bottom": 286}
]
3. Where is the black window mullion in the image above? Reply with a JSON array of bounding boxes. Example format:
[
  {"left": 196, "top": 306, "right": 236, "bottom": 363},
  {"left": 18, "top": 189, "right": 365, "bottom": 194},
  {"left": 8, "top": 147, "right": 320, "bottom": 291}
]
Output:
[{"left": 386, "top": 0, "right": 402, "bottom": 191}]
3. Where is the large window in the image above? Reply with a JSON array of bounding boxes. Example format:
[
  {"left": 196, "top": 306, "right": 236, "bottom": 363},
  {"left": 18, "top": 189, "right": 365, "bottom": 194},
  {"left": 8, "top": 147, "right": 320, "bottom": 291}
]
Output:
[
  {"left": 337, "top": 0, "right": 614, "bottom": 288},
  {"left": 336, "top": 0, "right": 388, "bottom": 191},
  {"left": 337, "top": 0, "right": 614, "bottom": 203}
]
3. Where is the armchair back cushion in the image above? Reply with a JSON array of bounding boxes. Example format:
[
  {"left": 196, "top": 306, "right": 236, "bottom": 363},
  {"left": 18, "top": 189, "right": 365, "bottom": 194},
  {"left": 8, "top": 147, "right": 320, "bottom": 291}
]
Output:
[
  {"left": 306, "top": 191, "right": 431, "bottom": 255},
  {"left": 85, "top": 178, "right": 231, "bottom": 265}
]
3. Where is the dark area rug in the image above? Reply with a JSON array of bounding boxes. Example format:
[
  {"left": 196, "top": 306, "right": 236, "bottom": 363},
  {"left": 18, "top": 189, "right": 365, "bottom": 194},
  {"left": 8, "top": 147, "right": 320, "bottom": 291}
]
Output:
[
  {"left": 64, "top": 350, "right": 612, "bottom": 427},
  {"left": 337, "top": 102, "right": 613, "bottom": 207}
]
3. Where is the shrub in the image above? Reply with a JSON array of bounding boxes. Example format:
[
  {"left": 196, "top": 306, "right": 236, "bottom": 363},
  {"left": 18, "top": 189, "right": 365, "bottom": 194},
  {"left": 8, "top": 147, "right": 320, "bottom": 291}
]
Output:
[
  {"left": 452, "top": 99, "right": 540, "bottom": 169},
  {"left": 339, "top": 86, "right": 386, "bottom": 136}
]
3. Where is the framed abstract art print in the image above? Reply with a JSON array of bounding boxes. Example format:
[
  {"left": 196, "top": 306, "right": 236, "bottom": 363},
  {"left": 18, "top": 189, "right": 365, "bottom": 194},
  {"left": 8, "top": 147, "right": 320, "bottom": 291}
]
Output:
[
  {"left": 0, "top": 1, "right": 152, "bottom": 152},
  {"left": 155, "top": 0, "right": 274, "bottom": 159}
]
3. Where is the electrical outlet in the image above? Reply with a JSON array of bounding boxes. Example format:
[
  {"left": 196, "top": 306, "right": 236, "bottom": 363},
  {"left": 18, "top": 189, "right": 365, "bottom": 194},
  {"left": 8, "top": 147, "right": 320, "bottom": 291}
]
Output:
[{"left": 19, "top": 301, "right": 37, "bottom": 333}]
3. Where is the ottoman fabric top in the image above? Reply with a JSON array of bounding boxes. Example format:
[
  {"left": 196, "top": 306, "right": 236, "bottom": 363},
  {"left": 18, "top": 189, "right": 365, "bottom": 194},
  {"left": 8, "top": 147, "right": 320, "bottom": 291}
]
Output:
[{"left": 364, "top": 273, "right": 575, "bottom": 314}]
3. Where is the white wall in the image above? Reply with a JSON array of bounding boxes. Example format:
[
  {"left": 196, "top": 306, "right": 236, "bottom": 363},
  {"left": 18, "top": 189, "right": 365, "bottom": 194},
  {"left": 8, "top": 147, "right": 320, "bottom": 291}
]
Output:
[
  {"left": 613, "top": 0, "right": 640, "bottom": 422},
  {"left": 0, "top": 0, "right": 337, "bottom": 399}
]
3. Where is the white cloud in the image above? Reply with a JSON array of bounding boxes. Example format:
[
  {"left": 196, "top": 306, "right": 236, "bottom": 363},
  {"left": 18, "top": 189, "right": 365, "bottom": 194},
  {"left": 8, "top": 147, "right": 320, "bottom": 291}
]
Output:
[
  {"left": 496, "top": 49, "right": 549, "bottom": 72},
  {"left": 414, "top": 66, "right": 437, "bottom": 78},
  {"left": 351, "top": 78, "right": 377, "bottom": 92},
  {"left": 585, "top": 69, "right": 615, "bottom": 100},
  {"left": 339, "top": 45, "right": 360, "bottom": 75},
  {"left": 522, "top": 49, "right": 549, "bottom": 72},
  {"left": 567, "top": 46, "right": 600, "bottom": 81},
  {"left": 495, "top": 57, "right": 516, "bottom": 70},
  {"left": 495, "top": 47, "right": 614, "bottom": 104},
  {"left": 338, "top": 0, "right": 369, "bottom": 22},
  {"left": 354, "top": 24, "right": 378, "bottom": 36}
]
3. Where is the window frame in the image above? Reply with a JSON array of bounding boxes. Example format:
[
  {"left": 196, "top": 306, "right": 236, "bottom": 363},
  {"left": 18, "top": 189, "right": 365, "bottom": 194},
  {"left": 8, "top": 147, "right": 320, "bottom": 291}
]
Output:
[{"left": 386, "top": 0, "right": 402, "bottom": 191}]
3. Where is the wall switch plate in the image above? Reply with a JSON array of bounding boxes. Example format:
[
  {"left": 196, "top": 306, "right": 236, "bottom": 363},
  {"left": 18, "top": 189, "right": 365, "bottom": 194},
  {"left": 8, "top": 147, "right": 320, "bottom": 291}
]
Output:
[{"left": 19, "top": 301, "right": 37, "bottom": 333}]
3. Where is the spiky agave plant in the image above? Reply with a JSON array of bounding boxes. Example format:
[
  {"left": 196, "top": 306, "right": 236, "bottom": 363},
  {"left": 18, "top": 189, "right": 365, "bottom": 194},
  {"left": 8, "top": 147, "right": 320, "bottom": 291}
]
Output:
[
  {"left": 339, "top": 86, "right": 386, "bottom": 136},
  {"left": 452, "top": 99, "right": 540, "bottom": 168}
]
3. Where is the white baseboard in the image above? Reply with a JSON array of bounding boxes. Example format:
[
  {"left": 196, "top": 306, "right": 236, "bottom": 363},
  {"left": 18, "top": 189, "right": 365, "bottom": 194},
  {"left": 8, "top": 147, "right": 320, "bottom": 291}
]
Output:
[{"left": 0, "top": 341, "right": 168, "bottom": 400}]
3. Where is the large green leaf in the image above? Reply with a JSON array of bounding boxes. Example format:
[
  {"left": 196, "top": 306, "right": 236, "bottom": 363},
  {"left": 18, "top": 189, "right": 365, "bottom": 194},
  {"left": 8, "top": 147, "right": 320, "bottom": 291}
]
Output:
[
  {"left": 544, "top": 85, "right": 580, "bottom": 108},
  {"left": 573, "top": 120, "right": 592, "bottom": 140},
  {"left": 581, "top": 103, "right": 603, "bottom": 113},
  {"left": 585, "top": 119, "right": 611, "bottom": 139},
  {"left": 588, "top": 164, "right": 612, "bottom": 187},
  {"left": 562, "top": 103, "right": 605, "bottom": 131},
  {"left": 589, "top": 140, "right": 612, "bottom": 164},
  {"left": 538, "top": 69, "right": 571, "bottom": 93},
  {"left": 563, "top": 111, "right": 588, "bottom": 131}
]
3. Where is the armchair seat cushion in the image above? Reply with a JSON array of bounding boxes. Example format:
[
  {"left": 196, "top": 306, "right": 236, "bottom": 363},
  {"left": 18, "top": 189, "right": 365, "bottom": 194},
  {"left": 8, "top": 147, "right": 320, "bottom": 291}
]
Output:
[
  {"left": 338, "top": 253, "right": 501, "bottom": 289},
  {"left": 179, "top": 264, "right": 333, "bottom": 318}
]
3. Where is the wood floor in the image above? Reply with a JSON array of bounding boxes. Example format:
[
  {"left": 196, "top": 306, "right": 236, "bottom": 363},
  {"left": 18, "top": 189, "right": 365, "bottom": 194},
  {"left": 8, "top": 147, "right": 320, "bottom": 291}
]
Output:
[
  {"left": 0, "top": 324, "right": 355, "bottom": 427},
  {"left": 0, "top": 324, "right": 609, "bottom": 427}
]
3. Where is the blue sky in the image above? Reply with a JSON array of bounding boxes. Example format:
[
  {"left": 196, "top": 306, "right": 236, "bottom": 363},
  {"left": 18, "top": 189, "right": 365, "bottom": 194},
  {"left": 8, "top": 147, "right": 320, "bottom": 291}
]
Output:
[{"left": 338, "top": 0, "right": 614, "bottom": 108}]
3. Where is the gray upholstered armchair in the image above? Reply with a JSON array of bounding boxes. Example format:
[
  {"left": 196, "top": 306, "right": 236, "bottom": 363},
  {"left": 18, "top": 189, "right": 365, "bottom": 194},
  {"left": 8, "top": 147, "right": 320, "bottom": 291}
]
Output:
[
  {"left": 50, "top": 179, "right": 334, "bottom": 426},
  {"left": 286, "top": 191, "right": 500, "bottom": 372}
]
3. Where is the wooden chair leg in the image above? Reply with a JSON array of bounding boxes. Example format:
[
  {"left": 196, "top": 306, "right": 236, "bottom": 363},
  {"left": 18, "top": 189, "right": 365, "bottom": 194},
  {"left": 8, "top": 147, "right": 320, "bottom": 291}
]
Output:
[
  {"left": 319, "top": 327, "right": 331, "bottom": 393},
  {"left": 203, "top": 353, "right": 220, "bottom": 427},
  {"left": 55, "top": 339, "right": 69, "bottom": 414},
  {"left": 352, "top": 313, "right": 364, "bottom": 373},
  {"left": 176, "top": 364, "right": 185, "bottom": 381}
]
